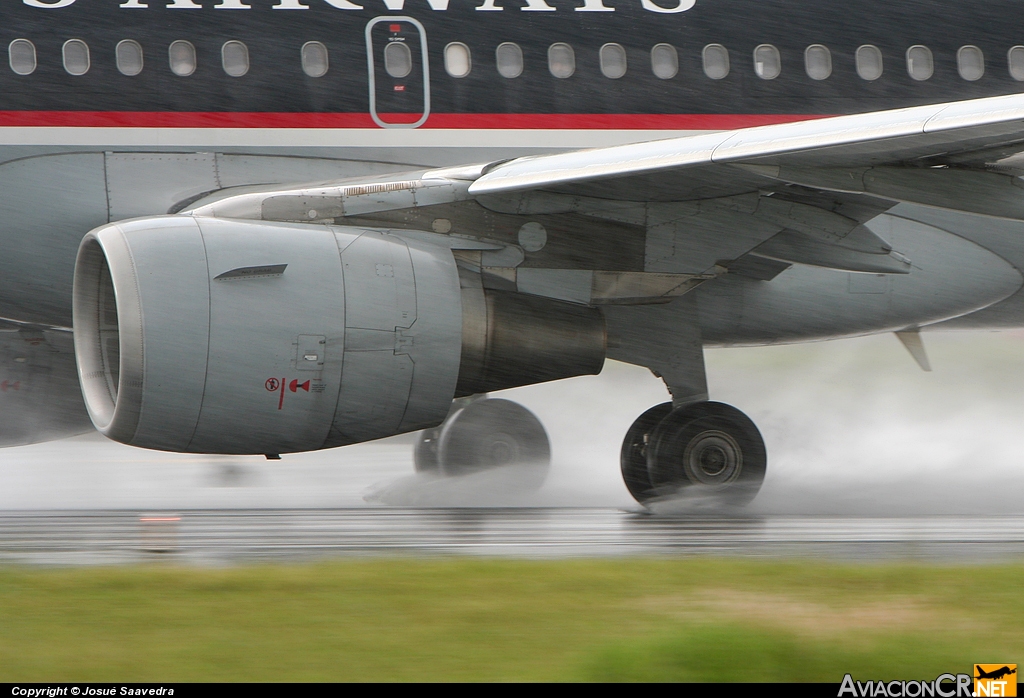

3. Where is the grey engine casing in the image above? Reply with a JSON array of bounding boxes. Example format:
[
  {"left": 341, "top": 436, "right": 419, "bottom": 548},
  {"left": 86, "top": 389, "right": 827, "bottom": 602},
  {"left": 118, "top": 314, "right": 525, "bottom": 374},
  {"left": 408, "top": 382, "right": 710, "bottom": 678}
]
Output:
[
  {"left": 73, "top": 216, "right": 605, "bottom": 455},
  {"left": 75, "top": 216, "right": 461, "bottom": 455}
]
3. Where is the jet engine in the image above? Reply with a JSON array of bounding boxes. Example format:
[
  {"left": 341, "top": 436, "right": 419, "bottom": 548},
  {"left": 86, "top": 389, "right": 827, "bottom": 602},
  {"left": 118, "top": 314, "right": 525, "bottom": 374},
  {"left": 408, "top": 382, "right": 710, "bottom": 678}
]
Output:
[{"left": 72, "top": 216, "right": 604, "bottom": 455}]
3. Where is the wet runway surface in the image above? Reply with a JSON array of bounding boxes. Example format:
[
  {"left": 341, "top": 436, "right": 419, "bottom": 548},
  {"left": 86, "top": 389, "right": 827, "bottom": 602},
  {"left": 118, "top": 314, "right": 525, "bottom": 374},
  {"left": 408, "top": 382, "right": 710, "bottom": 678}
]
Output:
[{"left": 2, "top": 508, "right": 1023, "bottom": 565}]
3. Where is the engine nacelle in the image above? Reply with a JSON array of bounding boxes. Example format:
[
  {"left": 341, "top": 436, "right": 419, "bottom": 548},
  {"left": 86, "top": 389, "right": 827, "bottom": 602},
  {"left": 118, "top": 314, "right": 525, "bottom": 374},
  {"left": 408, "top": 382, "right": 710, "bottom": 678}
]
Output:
[{"left": 73, "top": 216, "right": 604, "bottom": 454}]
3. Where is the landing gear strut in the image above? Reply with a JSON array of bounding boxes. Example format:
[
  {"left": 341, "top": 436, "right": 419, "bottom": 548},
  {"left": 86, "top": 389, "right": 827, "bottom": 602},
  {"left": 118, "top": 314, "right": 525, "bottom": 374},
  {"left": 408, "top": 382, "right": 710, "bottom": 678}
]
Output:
[
  {"left": 414, "top": 397, "right": 551, "bottom": 490},
  {"left": 621, "top": 401, "right": 766, "bottom": 505}
]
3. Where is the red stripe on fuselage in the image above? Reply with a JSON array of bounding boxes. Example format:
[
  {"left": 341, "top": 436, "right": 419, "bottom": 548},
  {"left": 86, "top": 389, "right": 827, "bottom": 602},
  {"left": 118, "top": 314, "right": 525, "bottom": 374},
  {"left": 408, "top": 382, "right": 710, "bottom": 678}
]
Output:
[{"left": 0, "top": 111, "right": 832, "bottom": 129}]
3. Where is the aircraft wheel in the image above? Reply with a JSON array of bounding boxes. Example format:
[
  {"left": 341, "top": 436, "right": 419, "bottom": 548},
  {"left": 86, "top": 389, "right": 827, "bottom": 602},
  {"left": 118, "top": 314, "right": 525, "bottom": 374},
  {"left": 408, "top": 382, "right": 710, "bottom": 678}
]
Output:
[
  {"left": 619, "top": 402, "right": 673, "bottom": 503},
  {"left": 413, "top": 426, "right": 441, "bottom": 473},
  {"left": 417, "top": 398, "right": 551, "bottom": 490},
  {"left": 635, "top": 401, "right": 766, "bottom": 505}
]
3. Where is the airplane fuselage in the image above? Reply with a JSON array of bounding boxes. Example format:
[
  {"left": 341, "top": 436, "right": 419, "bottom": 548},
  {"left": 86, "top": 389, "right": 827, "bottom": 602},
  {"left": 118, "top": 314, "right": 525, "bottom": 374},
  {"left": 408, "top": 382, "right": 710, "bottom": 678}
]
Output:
[
  {"left": 3, "top": 0, "right": 1024, "bottom": 337},
  {"left": 7, "top": 0, "right": 1024, "bottom": 495},
  {"left": 4, "top": 0, "right": 1024, "bottom": 127}
]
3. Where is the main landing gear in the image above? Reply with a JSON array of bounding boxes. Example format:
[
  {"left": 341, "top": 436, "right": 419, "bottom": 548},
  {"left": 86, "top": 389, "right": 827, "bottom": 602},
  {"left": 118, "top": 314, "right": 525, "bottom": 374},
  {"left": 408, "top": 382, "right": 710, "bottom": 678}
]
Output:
[
  {"left": 621, "top": 401, "right": 767, "bottom": 506},
  {"left": 414, "top": 397, "right": 551, "bottom": 491}
]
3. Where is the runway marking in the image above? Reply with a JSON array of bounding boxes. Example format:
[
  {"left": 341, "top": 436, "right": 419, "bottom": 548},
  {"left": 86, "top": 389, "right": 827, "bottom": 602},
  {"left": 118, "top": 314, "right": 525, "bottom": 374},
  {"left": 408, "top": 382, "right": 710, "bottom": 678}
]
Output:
[{"left": 1, "top": 509, "right": 1024, "bottom": 565}]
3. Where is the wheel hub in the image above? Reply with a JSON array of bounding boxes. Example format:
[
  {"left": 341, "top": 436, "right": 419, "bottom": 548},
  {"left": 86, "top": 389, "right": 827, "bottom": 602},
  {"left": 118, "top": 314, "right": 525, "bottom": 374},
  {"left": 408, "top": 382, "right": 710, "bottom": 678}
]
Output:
[
  {"left": 683, "top": 430, "right": 742, "bottom": 485},
  {"left": 486, "top": 434, "right": 519, "bottom": 466}
]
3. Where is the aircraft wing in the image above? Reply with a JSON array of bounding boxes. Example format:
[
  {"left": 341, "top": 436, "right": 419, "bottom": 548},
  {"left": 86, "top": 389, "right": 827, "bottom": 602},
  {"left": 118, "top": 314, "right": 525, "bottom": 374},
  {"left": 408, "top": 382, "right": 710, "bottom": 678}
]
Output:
[
  {"left": 469, "top": 93, "right": 1024, "bottom": 217},
  {"left": 455, "top": 94, "right": 1024, "bottom": 281},
  {"left": 179, "top": 94, "right": 1024, "bottom": 289}
]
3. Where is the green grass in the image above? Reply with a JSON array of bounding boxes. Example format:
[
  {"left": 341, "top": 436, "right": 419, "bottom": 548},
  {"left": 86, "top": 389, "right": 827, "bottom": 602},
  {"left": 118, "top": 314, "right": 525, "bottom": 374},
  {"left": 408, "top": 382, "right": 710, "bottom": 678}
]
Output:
[
  {"left": 0, "top": 558, "right": 1019, "bottom": 681},
  {"left": 588, "top": 627, "right": 982, "bottom": 682}
]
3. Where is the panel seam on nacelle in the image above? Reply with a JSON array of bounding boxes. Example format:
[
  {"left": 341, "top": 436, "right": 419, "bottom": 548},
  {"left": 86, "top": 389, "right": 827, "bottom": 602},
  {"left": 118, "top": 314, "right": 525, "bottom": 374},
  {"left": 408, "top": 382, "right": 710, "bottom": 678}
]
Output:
[{"left": 184, "top": 220, "right": 214, "bottom": 454}]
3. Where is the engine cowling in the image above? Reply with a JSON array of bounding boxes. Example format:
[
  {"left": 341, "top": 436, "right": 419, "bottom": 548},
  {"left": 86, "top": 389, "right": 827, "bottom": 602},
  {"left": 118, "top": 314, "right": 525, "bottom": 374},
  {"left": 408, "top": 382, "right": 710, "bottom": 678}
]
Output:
[{"left": 73, "top": 216, "right": 605, "bottom": 454}]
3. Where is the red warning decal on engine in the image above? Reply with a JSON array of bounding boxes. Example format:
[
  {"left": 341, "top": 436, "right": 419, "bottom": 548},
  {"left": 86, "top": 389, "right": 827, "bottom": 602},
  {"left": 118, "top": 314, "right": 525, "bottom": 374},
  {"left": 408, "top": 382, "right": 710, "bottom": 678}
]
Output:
[
  {"left": 266, "top": 377, "right": 323, "bottom": 409},
  {"left": 1, "top": 380, "right": 20, "bottom": 392}
]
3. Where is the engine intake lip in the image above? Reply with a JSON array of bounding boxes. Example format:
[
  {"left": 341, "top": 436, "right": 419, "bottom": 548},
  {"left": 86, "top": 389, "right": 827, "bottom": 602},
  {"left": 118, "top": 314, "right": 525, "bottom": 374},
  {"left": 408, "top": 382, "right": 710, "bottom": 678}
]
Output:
[{"left": 73, "top": 228, "right": 145, "bottom": 443}]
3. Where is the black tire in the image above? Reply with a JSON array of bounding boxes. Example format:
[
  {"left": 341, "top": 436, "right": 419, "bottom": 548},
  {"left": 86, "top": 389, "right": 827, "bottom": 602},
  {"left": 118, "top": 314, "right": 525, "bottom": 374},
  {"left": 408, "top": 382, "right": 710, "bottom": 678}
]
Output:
[
  {"left": 413, "top": 427, "right": 441, "bottom": 473},
  {"left": 437, "top": 399, "right": 551, "bottom": 489},
  {"left": 647, "top": 401, "right": 767, "bottom": 505},
  {"left": 619, "top": 402, "right": 673, "bottom": 504}
]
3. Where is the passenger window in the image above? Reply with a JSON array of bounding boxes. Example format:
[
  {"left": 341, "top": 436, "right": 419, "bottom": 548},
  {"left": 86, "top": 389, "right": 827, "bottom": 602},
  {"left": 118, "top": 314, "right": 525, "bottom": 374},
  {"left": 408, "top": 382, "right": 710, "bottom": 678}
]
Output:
[
  {"left": 222, "top": 41, "right": 249, "bottom": 77},
  {"left": 1010, "top": 46, "right": 1024, "bottom": 81},
  {"left": 753, "top": 44, "right": 780, "bottom": 80},
  {"left": 301, "top": 41, "right": 328, "bottom": 78},
  {"left": 599, "top": 43, "right": 627, "bottom": 79},
  {"left": 169, "top": 40, "right": 196, "bottom": 76},
  {"left": 383, "top": 41, "right": 412, "bottom": 78},
  {"left": 856, "top": 44, "right": 883, "bottom": 80},
  {"left": 804, "top": 44, "right": 831, "bottom": 80},
  {"left": 548, "top": 42, "right": 575, "bottom": 78},
  {"left": 8, "top": 39, "right": 36, "bottom": 76},
  {"left": 650, "top": 43, "right": 678, "bottom": 79},
  {"left": 116, "top": 40, "right": 144, "bottom": 76},
  {"left": 906, "top": 45, "right": 933, "bottom": 80},
  {"left": 63, "top": 39, "right": 90, "bottom": 76},
  {"left": 444, "top": 42, "right": 471, "bottom": 78},
  {"left": 702, "top": 43, "right": 729, "bottom": 79},
  {"left": 496, "top": 42, "right": 523, "bottom": 78},
  {"left": 957, "top": 45, "right": 984, "bottom": 81}
]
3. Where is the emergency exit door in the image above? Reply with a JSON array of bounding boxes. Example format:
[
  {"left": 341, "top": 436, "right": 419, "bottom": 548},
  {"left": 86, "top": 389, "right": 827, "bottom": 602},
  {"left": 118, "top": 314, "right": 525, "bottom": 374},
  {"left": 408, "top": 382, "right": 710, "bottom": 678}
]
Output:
[{"left": 366, "top": 17, "right": 430, "bottom": 128}]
